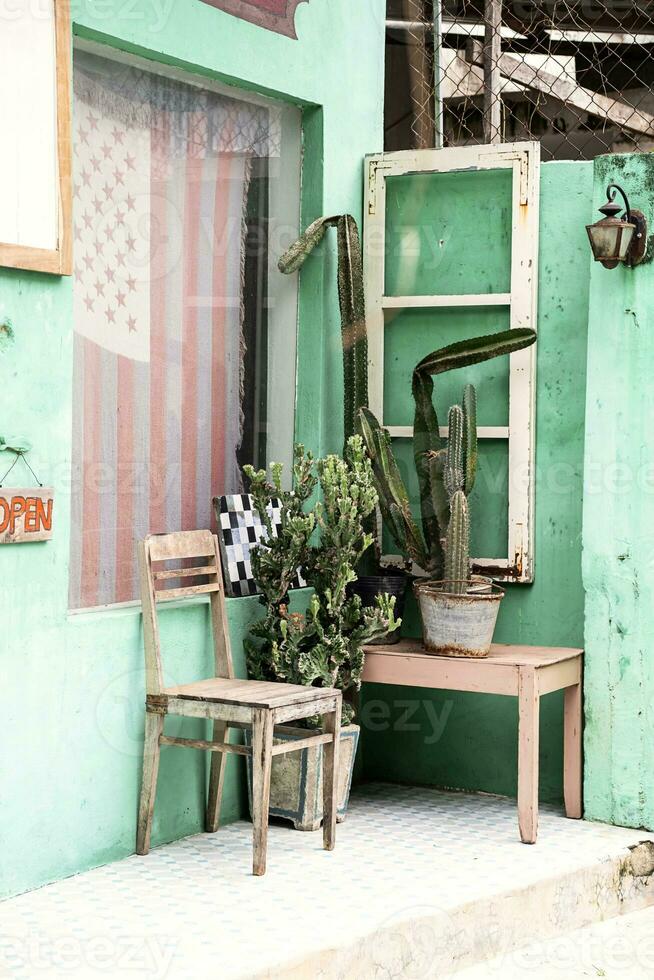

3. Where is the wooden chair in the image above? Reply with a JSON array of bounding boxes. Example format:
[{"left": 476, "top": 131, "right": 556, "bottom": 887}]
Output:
[{"left": 136, "top": 529, "right": 342, "bottom": 875}]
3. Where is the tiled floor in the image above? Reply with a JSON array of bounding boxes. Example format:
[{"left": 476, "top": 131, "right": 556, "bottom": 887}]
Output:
[{"left": 1, "top": 783, "right": 652, "bottom": 979}]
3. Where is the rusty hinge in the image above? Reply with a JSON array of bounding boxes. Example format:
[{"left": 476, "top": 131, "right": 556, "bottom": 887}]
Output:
[{"left": 146, "top": 695, "right": 168, "bottom": 714}]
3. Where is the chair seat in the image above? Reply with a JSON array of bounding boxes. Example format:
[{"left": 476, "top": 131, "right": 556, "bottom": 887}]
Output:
[{"left": 159, "top": 677, "right": 339, "bottom": 709}]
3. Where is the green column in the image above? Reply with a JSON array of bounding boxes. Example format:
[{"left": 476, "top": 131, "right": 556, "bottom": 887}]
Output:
[{"left": 583, "top": 152, "right": 654, "bottom": 831}]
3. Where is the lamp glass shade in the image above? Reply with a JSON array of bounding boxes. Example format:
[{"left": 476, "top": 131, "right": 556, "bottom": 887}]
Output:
[{"left": 586, "top": 217, "right": 635, "bottom": 265}]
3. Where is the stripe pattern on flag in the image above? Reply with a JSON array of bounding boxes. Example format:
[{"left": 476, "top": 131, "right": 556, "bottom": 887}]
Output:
[{"left": 70, "top": 53, "right": 257, "bottom": 609}]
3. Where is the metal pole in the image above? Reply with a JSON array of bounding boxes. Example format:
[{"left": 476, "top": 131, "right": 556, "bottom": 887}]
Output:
[
  {"left": 401, "top": 0, "right": 435, "bottom": 150},
  {"left": 484, "top": 0, "right": 503, "bottom": 143},
  {"left": 433, "top": 1, "right": 443, "bottom": 148},
  {"left": 386, "top": 19, "right": 429, "bottom": 30}
]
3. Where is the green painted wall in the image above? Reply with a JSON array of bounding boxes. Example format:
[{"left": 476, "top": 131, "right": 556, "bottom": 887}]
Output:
[
  {"left": 4, "top": 0, "right": 637, "bottom": 899},
  {"left": 362, "top": 161, "right": 593, "bottom": 803},
  {"left": 583, "top": 153, "right": 654, "bottom": 832},
  {"left": 0, "top": 0, "right": 385, "bottom": 900}
]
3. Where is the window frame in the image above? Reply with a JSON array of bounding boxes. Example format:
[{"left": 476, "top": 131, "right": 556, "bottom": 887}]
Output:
[
  {"left": 364, "top": 141, "right": 540, "bottom": 583},
  {"left": 68, "top": 41, "right": 302, "bottom": 612},
  {"left": 0, "top": 0, "right": 72, "bottom": 276}
]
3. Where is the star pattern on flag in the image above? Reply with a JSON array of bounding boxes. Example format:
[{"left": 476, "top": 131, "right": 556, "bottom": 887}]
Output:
[{"left": 74, "top": 103, "right": 149, "bottom": 343}]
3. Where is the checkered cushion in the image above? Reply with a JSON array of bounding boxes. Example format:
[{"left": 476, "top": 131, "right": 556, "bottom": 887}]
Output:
[{"left": 215, "top": 494, "right": 306, "bottom": 598}]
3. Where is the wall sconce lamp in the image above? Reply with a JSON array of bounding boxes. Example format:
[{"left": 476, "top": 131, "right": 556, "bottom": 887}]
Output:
[{"left": 586, "top": 183, "right": 648, "bottom": 270}]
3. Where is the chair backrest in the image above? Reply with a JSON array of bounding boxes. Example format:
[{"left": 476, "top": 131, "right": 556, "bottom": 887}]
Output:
[{"left": 138, "top": 530, "right": 234, "bottom": 696}]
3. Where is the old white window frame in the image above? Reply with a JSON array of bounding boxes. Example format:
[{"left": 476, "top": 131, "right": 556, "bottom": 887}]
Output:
[
  {"left": 0, "top": 0, "right": 72, "bottom": 275},
  {"left": 364, "top": 141, "right": 540, "bottom": 583}
]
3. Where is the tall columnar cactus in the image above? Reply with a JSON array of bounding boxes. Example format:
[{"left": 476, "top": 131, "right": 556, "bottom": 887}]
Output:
[
  {"left": 357, "top": 328, "right": 537, "bottom": 580},
  {"left": 463, "top": 383, "right": 478, "bottom": 495},
  {"left": 445, "top": 490, "right": 470, "bottom": 591},
  {"left": 444, "top": 404, "right": 464, "bottom": 498},
  {"left": 278, "top": 214, "right": 368, "bottom": 444},
  {"left": 439, "top": 384, "right": 478, "bottom": 589},
  {"left": 441, "top": 384, "right": 478, "bottom": 584}
]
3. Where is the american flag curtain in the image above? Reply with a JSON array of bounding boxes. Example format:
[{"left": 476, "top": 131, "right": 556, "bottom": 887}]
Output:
[{"left": 70, "top": 52, "right": 275, "bottom": 608}]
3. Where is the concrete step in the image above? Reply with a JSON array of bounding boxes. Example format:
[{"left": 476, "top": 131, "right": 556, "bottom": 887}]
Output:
[
  {"left": 454, "top": 904, "right": 654, "bottom": 979},
  {"left": 273, "top": 812, "right": 654, "bottom": 979}
]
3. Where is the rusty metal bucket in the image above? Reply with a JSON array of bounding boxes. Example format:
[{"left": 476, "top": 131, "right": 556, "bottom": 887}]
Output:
[{"left": 413, "top": 579, "right": 505, "bottom": 658}]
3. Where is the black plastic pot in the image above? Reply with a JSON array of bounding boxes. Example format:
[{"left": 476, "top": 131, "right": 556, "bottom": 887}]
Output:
[{"left": 348, "top": 573, "right": 407, "bottom": 645}]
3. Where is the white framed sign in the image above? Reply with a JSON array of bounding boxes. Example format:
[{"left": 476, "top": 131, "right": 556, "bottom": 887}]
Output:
[{"left": 0, "top": 0, "right": 72, "bottom": 275}]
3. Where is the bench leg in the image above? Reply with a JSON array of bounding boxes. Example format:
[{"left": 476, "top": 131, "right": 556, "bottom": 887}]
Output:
[
  {"left": 563, "top": 680, "right": 583, "bottom": 819},
  {"left": 518, "top": 668, "right": 539, "bottom": 844},
  {"left": 322, "top": 698, "right": 342, "bottom": 851},
  {"left": 206, "top": 720, "right": 229, "bottom": 833},
  {"left": 136, "top": 710, "right": 164, "bottom": 855},
  {"left": 251, "top": 708, "right": 274, "bottom": 876}
]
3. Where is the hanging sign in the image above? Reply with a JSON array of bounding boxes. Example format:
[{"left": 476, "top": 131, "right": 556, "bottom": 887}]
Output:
[
  {"left": 0, "top": 488, "right": 54, "bottom": 544},
  {"left": 198, "top": 0, "right": 309, "bottom": 38}
]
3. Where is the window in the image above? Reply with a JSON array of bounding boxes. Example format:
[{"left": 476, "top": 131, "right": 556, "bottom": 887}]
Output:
[
  {"left": 0, "top": 0, "right": 72, "bottom": 275},
  {"left": 365, "top": 142, "right": 539, "bottom": 583},
  {"left": 69, "top": 46, "right": 301, "bottom": 609}
]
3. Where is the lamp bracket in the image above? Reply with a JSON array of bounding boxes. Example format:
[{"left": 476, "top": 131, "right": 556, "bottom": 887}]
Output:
[
  {"left": 603, "top": 182, "right": 632, "bottom": 221},
  {"left": 625, "top": 209, "right": 648, "bottom": 267}
]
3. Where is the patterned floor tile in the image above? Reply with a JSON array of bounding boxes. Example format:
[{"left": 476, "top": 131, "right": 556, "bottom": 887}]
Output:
[{"left": 1, "top": 784, "right": 652, "bottom": 979}]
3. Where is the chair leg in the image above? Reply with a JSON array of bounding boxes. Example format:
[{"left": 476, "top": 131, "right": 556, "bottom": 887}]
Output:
[
  {"left": 251, "top": 708, "right": 274, "bottom": 876},
  {"left": 206, "top": 720, "right": 229, "bottom": 833},
  {"left": 322, "top": 698, "right": 342, "bottom": 851},
  {"left": 136, "top": 710, "right": 164, "bottom": 855}
]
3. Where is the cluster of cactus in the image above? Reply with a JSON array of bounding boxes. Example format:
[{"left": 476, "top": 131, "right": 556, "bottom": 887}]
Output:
[
  {"left": 244, "top": 448, "right": 317, "bottom": 607},
  {"left": 357, "top": 327, "right": 537, "bottom": 586},
  {"left": 278, "top": 214, "right": 368, "bottom": 444},
  {"left": 243, "top": 437, "right": 399, "bottom": 726}
]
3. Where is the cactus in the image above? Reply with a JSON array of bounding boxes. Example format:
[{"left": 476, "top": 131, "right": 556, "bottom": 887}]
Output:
[
  {"left": 444, "top": 490, "right": 470, "bottom": 592},
  {"left": 441, "top": 394, "right": 475, "bottom": 590},
  {"left": 356, "top": 327, "right": 537, "bottom": 580},
  {"left": 463, "top": 383, "right": 478, "bottom": 495},
  {"left": 412, "top": 370, "right": 444, "bottom": 572},
  {"left": 441, "top": 385, "right": 477, "bottom": 593},
  {"left": 243, "top": 437, "right": 399, "bottom": 726},
  {"left": 358, "top": 406, "right": 429, "bottom": 572},
  {"left": 444, "top": 404, "right": 464, "bottom": 499},
  {"left": 279, "top": 214, "right": 368, "bottom": 445},
  {"left": 443, "top": 385, "right": 477, "bottom": 593}
]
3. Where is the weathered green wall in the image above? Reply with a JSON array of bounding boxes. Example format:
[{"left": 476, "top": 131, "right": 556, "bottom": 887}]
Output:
[
  {"left": 0, "top": 0, "right": 385, "bottom": 900},
  {"left": 583, "top": 153, "right": 654, "bottom": 832},
  {"left": 5, "top": 2, "right": 640, "bottom": 899},
  {"left": 362, "top": 161, "right": 593, "bottom": 803}
]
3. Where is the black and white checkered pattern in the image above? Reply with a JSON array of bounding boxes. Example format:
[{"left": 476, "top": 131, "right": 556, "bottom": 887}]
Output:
[{"left": 215, "top": 494, "right": 305, "bottom": 598}]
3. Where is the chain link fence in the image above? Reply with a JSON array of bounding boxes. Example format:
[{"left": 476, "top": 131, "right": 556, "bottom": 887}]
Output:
[{"left": 386, "top": 0, "right": 654, "bottom": 159}]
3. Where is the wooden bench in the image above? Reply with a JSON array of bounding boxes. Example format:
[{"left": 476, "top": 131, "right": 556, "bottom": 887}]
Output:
[{"left": 362, "top": 640, "right": 583, "bottom": 843}]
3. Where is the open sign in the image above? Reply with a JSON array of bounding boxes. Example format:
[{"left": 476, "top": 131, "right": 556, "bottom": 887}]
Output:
[{"left": 0, "top": 488, "right": 54, "bottom": 543}]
